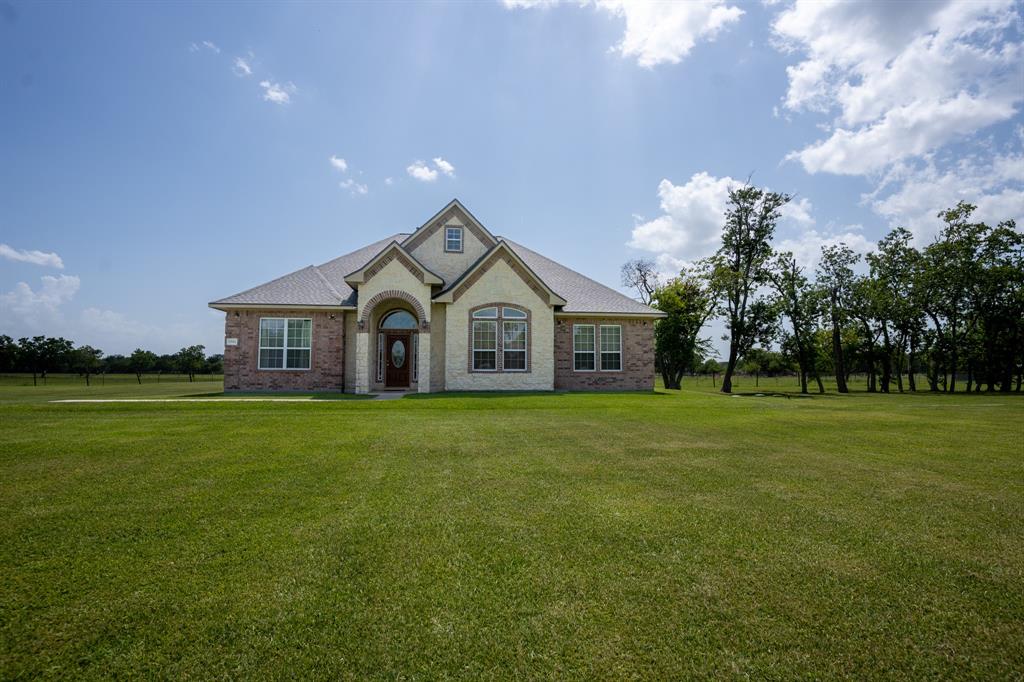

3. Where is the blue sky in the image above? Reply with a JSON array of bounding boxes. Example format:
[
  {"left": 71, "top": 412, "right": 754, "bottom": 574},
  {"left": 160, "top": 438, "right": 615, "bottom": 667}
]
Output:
[{"left": 1, "top": 0, "right": 1021, "bottom": 355}]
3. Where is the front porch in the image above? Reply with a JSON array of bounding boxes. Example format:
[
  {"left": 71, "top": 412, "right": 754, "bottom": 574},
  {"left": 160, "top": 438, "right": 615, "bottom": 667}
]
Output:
[{"left": 353, "top": 290, "right": 433, "bottom": 394}]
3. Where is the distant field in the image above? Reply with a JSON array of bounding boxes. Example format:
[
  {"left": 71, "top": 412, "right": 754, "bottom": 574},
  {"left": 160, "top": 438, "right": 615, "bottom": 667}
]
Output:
[{"left": 0, "top": 377, "right": 1021, "bottom": 678}]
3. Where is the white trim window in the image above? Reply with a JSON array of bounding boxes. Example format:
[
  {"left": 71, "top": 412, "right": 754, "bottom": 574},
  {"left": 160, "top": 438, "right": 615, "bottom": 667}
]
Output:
[
  {"left": 573, "top": 324, "right": 596, "bottom": 371},
  {"left": 472, "top": 319, "right": 497, "bottom": 370},
  {"left": 503, "top": 320, "right": 527, "bottom": 371},
  {"left": 445, "top": 226, "right": 463, "bottom": 252},
  {"left": 259, "top": 318, "right": 312, "bottom": 370},
  {"left": 600, "top": 325, "right": 622, "bottom": 371}
]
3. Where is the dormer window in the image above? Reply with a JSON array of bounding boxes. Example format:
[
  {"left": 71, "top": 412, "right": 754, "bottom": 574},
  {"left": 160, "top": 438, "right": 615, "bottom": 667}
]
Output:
[{"left": 445, "top": 226, "right": 463, "bottom": 253}]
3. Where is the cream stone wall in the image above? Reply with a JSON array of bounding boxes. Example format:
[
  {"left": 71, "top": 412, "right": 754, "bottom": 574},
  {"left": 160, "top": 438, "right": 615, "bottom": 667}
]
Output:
[
  {"left": 343, "top": 312, "right": 357, "bottom": 392},
  {"left": 430, "top": 303, "right": 447, "bottom": 391},
  {"left": 406, "top": 219, "right": 491, "bottom": 285},
  {"left": 444, "top": 259, "right": 555, "bottom": 391}
]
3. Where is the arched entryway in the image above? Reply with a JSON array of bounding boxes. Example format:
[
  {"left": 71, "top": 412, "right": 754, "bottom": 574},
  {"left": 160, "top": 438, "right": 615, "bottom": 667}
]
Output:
[{"left": 378, "top": 309, "right": 418, "bottom": 388}]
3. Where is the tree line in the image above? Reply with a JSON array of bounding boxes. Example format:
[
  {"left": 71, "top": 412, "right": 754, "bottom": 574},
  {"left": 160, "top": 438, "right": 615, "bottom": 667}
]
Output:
[
  {"left": 0, "top": 335, "right": 221, "bottom": 386},
  {"left": 624, "top": 191, "right": 1023, "bottom": 394}
]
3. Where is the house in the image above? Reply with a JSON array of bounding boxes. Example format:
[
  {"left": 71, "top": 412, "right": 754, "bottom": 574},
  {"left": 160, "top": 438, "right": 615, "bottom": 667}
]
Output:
[{"left": 209, "top": 200, "right": 664, "bottom": 393}]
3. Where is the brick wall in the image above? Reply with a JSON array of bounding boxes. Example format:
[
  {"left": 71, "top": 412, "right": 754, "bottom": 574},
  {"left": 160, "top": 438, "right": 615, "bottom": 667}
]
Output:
[
  {"left": 553, "top": 317, "right": 655, "bottom": 391},
  {"left": 223, "top": 309, "right": 344, "bottom": 392}
]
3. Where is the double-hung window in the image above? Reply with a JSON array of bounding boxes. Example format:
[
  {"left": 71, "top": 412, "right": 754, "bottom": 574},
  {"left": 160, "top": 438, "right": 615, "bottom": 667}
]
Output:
[
  {"left": 573, "top": 324, "right": 596, "bottom": 371},
  {"left": 472, "top": 307, "right": 497, "bottom": 371},
  {"left": 600, "top": 325, "right": 622, "bottom": 371},
  {"left": 445, "top": 226, "right": 463, "bottom": 252},
  {"left": 503, "top": 319, "right": 527, "bottom": 371},
  {"left": 259, "top": 318, "right": 311, "bottom": 370}
]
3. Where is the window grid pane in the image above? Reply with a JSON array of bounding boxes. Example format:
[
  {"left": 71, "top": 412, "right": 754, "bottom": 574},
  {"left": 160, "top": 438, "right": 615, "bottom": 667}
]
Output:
[
  {"left": 574, "top": 325, "right": 595, "bottom": 371},
  {"left": 286, "top": 349, "right": 311, "bottom": 370},
  {"left": 260, "top": 318, "right": 285, "bottom": 349},
  {"left": 473, "top": 307, "right": 498, "bottom": 319},
  {"left": 600, "top": 326, "right": 621, "bottom": 353},
  {"left": 445, "top": 227, "right": 463, "bottom": 251},
  {"left": 504, "top": 350, "right": 526, "bottom": 371},
  {"left": 502, "top": 307, "right": 526, "bottom": 319},
  {"left": 287, "top": 319, "right": 312, "bottom": 349},
  {"left": 503, "top": 321, "right": 526, "bottom": 350},
  {"left": 473, "top": 351, "right": 496, "bottom": 370},
  {"left": 260, "top": 348, "right": 283, "bottom": 369},
  {"left": 473, "top": 321, "right": 496, "bottom": 350}
]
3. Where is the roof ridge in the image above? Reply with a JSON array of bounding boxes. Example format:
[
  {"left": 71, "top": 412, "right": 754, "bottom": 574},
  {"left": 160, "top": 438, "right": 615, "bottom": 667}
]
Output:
[
  {"left": 312, "top": 265, "right": 344, "bottom": 302},
  {"left": 501, "top": 237, "right": 660, "bottom": 313},
  {"left": 316, "top": 233, "right": 407, "bottom": 269}
]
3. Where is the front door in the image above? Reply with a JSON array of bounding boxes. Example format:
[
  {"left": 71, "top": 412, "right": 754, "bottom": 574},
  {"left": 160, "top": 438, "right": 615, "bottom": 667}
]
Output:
[{"left": 385, "top": 333, "right": 410, "bottom": 388}]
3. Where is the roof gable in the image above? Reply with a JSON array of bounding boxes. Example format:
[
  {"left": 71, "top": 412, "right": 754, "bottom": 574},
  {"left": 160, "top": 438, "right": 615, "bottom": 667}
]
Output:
[
  {"left": 433, "top": 241, "right": 568, "bottom": 306},
  {"left": 343, "top": 241, "right": 443, "bottom": 286},
  {"left": 401, "top": 199, "right": 498, "bottom": 253}
]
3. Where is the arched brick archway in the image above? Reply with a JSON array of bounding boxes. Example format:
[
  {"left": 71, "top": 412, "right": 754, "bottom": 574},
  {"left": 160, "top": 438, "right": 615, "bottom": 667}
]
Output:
[{"left": 357, "top": 289, "right": 429, "bottom": 332}]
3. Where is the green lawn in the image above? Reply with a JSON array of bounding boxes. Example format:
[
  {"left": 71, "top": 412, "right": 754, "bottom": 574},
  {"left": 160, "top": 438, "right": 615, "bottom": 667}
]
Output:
[{"left": 0, "top": 378, "right": 1021, "bottom": 678}]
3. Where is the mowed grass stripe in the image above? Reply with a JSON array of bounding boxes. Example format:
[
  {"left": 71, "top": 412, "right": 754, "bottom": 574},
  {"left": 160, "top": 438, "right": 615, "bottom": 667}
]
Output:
[{"left": 0, "top": 380, "right": 1021, "bottom": 678}]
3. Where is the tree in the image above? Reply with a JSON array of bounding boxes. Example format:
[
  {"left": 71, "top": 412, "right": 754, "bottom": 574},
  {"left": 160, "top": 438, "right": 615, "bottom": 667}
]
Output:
[
  {"left": 0, "top": 335, "right": 17, "bottom": 373},
  {"left": 204, "top": 354, "right": 224, "bottom": 375},
  {"left": 651, "top": 271, "right": 715, "bottom": 390},
  {"left": 176, "top": 345, "right": 205, "bottom": 382},
  {"left": 708, "top": 185, "right": 790, "bottom": 393},
  {"left": 866, "top": 227, "right": 924, "bottom": 392},
  {"left": 73, "top": 345, "right": 103, "bottom": 386},
  {"left": 919, "top": 203, "right": 986, "bottom": 393},
  {"left": 621, "top": 259, "right": 661, "bottom": 305},
  {"left": 767, "top": 251, "right": 824, "bottom": 393},
  {"left": 38, "top": 337, "right": 74, "bottom": 383},
  {"left": 16, "top": 337, "right": 44, "bottom": 386},
  {"left": 817, "top": 244, "right": 860, "bottom": 393},
  {"left": 700, "top": 358, "right": 723, "bottom": 387},
  {"left": 129, "top": 349, "right": 158, "bottom": 384}
]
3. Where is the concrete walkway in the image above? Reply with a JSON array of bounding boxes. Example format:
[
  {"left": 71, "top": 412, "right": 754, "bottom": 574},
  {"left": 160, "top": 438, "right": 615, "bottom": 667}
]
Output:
[
  {"left": 372, "top": 391, "right": 412, "bottom": 400},
  {"left": 50, "top": 392, "right": 414, "bottom": 403}
]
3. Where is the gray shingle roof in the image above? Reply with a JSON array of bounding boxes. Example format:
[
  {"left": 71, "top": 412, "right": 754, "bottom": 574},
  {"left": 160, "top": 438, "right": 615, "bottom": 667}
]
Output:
[
  {"left": 209, "top": 235, "right": 406, "bottom": 307},
  {"left": 501, "top": 238, "right": 662, "bottom": 316},
  {"left": 211, "top": 231, "right": 661, "bottom": 317}
]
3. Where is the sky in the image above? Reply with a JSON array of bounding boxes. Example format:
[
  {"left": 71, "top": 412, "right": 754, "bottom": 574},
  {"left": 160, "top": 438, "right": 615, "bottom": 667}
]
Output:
[{"left": 1, "top": 0, "right": 1022, "bottom": 357}]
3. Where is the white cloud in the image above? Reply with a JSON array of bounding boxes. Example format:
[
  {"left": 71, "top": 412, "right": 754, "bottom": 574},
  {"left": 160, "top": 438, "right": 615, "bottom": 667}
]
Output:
[
  {"left": 340, "top": 178, "right": 368, "bottom": 196},
  {"left": 502, "top": 0, "right": 558, "bottom": 8},
  {"left": 772, "top": 0, "right": 1023, "bottom": 236},
  {"left": 774, "top": 1, "right": 1021, "bottom": 174},
  {"left": 599, "top": 0, "right": 745, "bottom": 67},
  {"left": 407, "top": 160, "right": 439, "bottom": 182},
  {"left": 868, "top": 144, "right": 1024, "bottom": 241},
  {"left": 504, "top": 0, "right": 743, "bottom": 67},
  {"left": 432, "top": 157, "right": 456, "bottom": 177},
  {"left": 259, "top": 80, "right": 295, "bottom": 105},
  {"left": 232, "top": 56, "right": 252, "bottom": 77},
  {"left": 780, "top": 197, "right": 814, "bottom": 226},
  {"left": 0, "top": 274, "right": 80, "bottom": 328},
  {"left": 0, "top": 244, "right": 64, "bottom": 269},
  {"left": 329, "top": 155, "right": 348, "bottom": 172},
  {"left": 776, "top": 226, "right": 873, "bottom": 270},
  {"left": 384, "top": 177, "right": 394, "bottom": 186},
  {"left": 628, "top": 172, "right": 737, "bottom": 259},
  {"left": 190, "top": 41, "right": 220, "bottom": 54}
]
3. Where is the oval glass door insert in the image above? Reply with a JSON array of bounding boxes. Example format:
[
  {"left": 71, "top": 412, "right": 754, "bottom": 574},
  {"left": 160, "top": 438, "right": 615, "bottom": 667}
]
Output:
[{"left": 391, "top": 340, "right": 406, "bottom": 368}]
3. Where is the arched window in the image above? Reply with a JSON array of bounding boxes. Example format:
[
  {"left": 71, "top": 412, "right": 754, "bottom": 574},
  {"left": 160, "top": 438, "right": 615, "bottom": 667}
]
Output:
[
  {"left": 471, "top": 305, "right": 528, "bottom": 372},
  {"left": 380, "top": 309, "right": 417, "bottom": 329}
]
